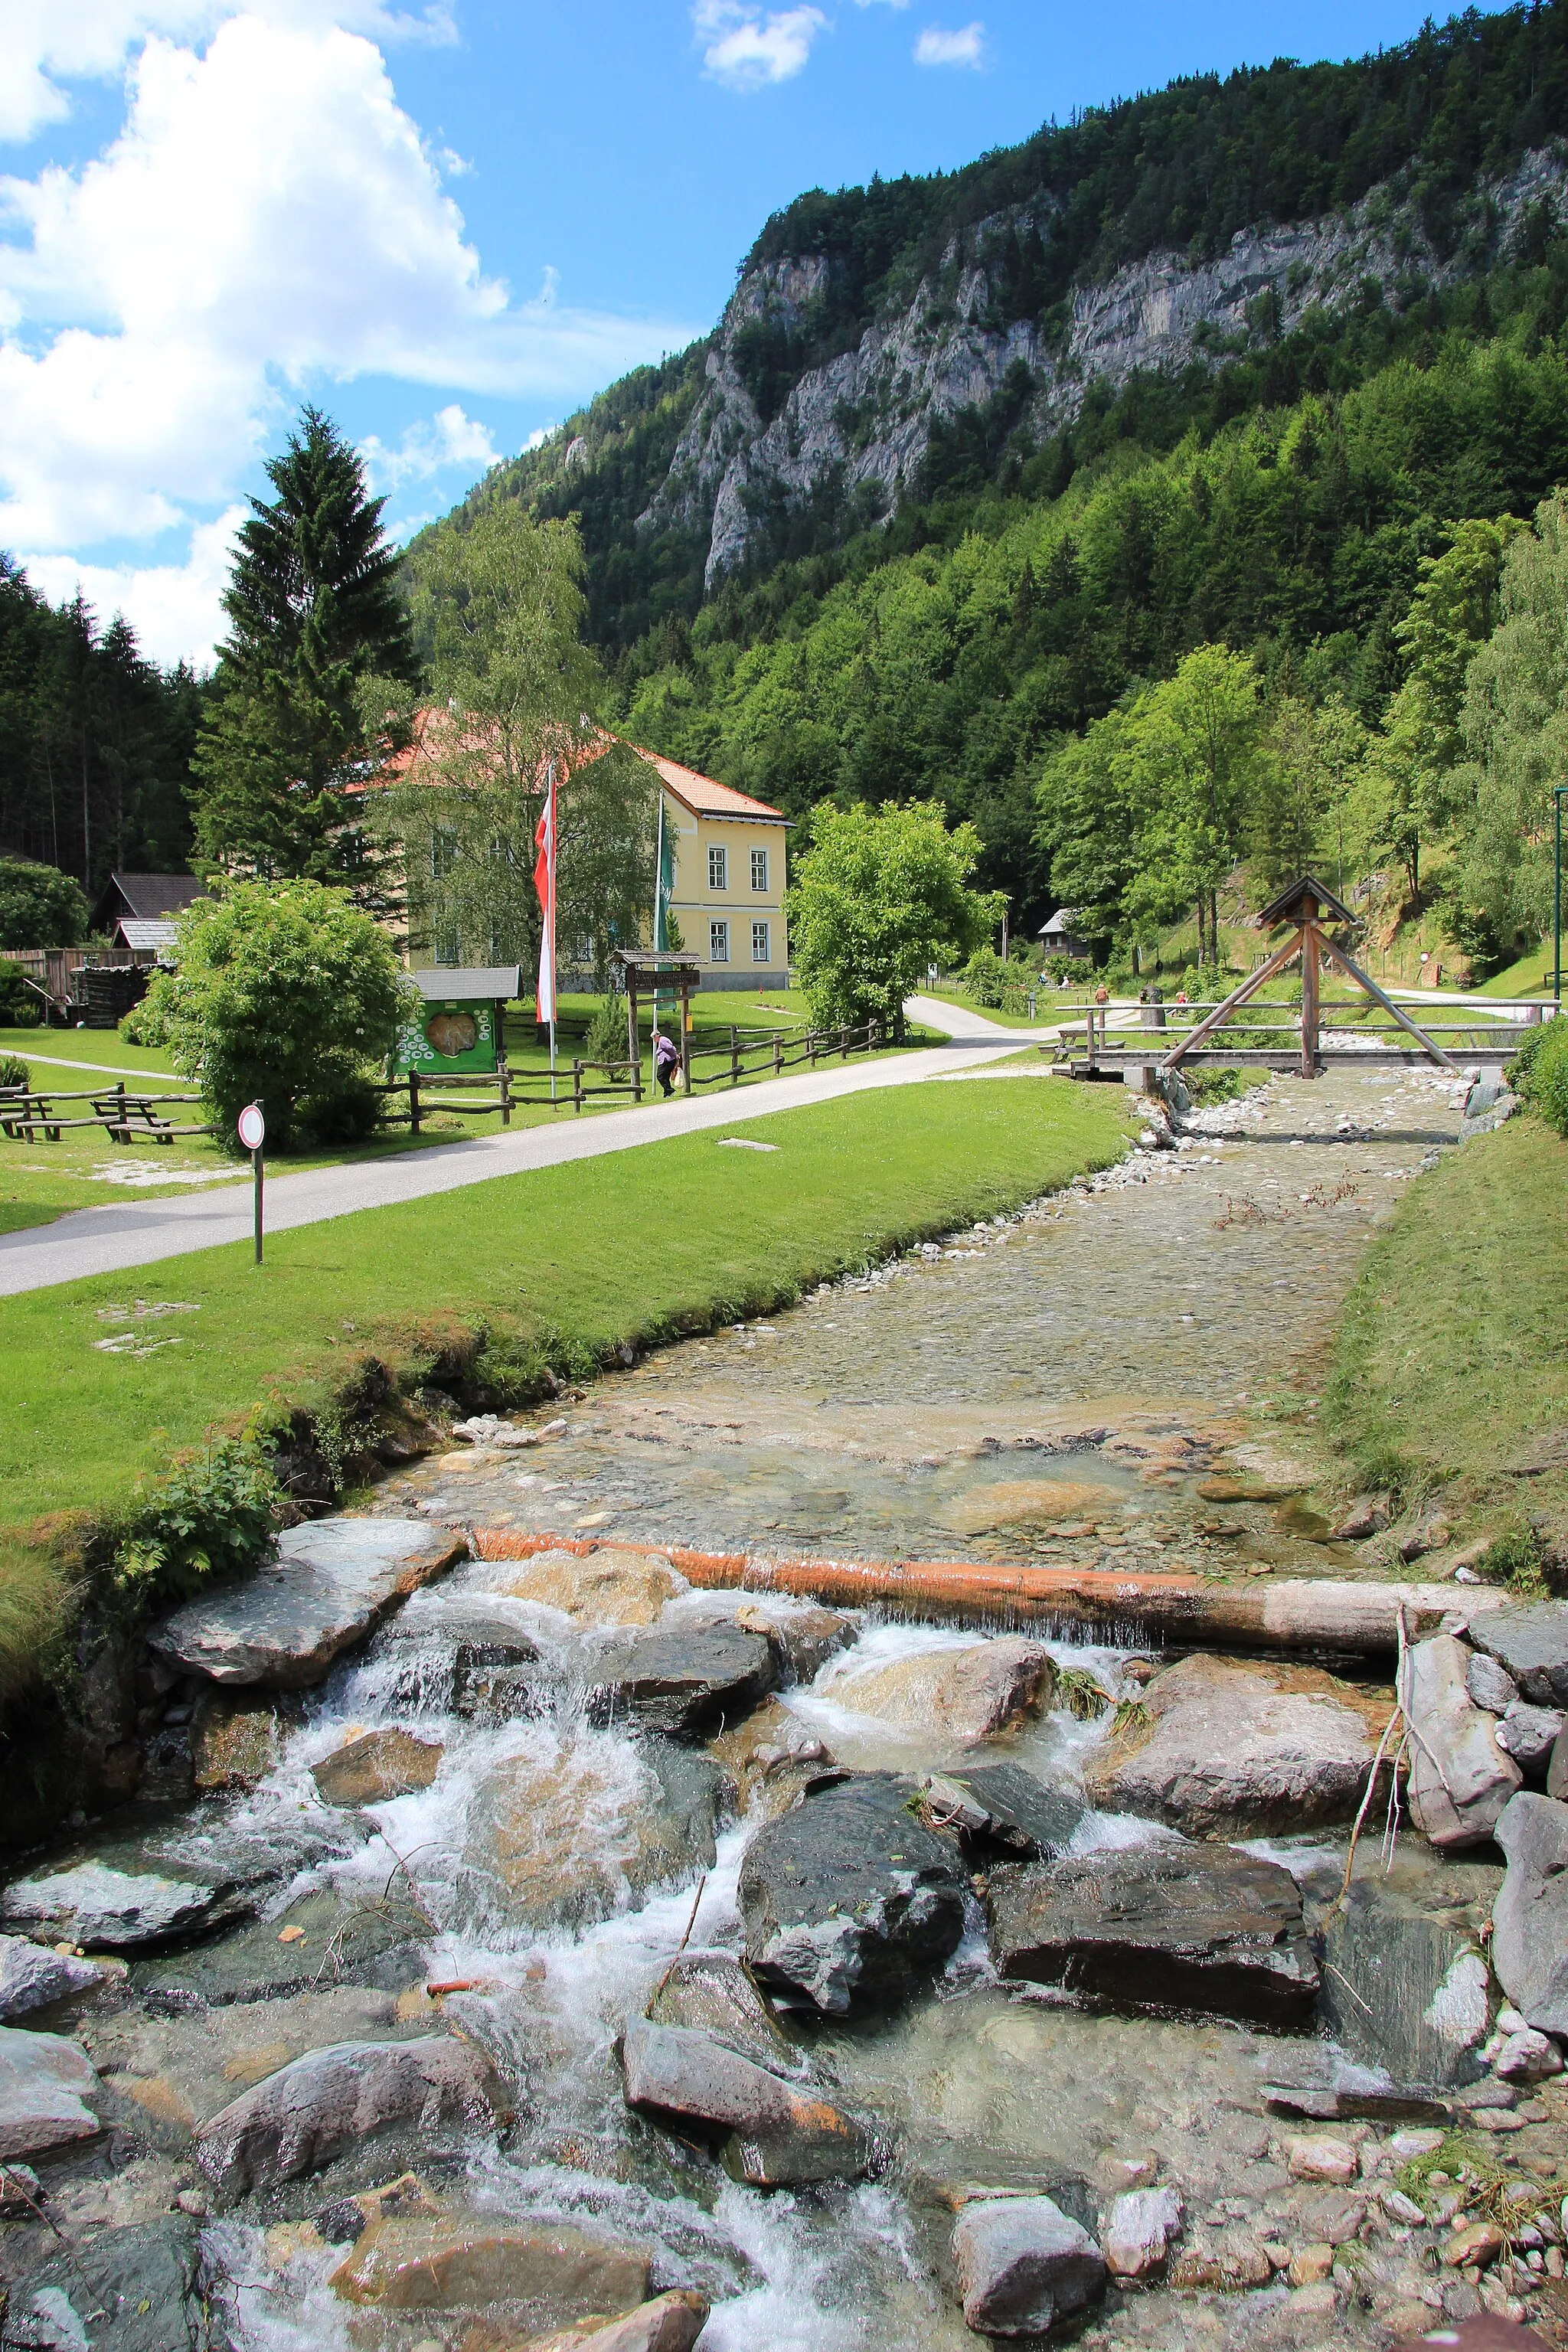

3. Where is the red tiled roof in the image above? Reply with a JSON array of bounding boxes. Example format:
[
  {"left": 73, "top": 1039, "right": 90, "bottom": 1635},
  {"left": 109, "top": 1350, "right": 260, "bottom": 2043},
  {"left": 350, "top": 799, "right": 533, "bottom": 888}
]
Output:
[{"left": 349, "top": 713, "right": 786, "bottom": 823}]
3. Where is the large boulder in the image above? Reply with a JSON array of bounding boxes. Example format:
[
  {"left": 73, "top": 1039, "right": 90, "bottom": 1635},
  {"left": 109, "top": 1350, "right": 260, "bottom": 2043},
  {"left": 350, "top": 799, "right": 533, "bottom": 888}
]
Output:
[
  {"left": 328, "top": 2211, "right": 649, "bottom": 2314},
  {"left": 708, "top": 1698, "right": 834, "bottom": 1820},
  {"left": 1101, "top": 2187, "right": 1184, "bottom": 2281},
  {"left": 1083, "top": 1654, "right": 1394, "bottom": 1838},
  {"left": 0, "top": 1857, "right": 260, "bottom": 1953},
  {"left": 920, "top": 1765, "right": 1083, "bottom": 1860},
  {"left": 196, "top": 2033, "right": 512, "bottom": 2200},
  {"left": 951, "top": 2194, "right": 1106, "bottom": 2336},
  {"left": 738, "top": 1772, "right": 967, "bottom": 2015},
  {"left": 5, "top": 2216, "right": 220, "bottom": 2350},
  {"left": 1491, "top": 1792, "right": 1568, "bottom": 2034},
  {"left": 646, "top": 1949, "right": 798, "bottom": 2069},
  {"left": 620, "top": 2017, "right": 874, "bottom": 2186},
  {"left": 988, "top": 1841, "right": 1319, "bottom": 2028},
  {"left": 583, "top": 1624, "right": 775, "bottom": 1737},
  {"left": 494, "top": 1545, "right": 684, "bottom": 1626},
  {"left": 1470, "top": 1600, "right": 1568, "bottom": 1706},
  {"left": 0, "top": 1933, "right": 103, "bottom": 2020},
  {"left": 312, "top": 1728, "right": 444, "bottom": 1808},
  {"left": 515, "top": 2292, "right": 710, "bottom": 2352},
  {"left": 150, "top": 1517, "right": 466, "bottom": 1688},
  {"left": 669, "top": 1592, "right": 856, "bottom": 1683},
  {"left": 826, "top": 1638, "right": 1054, "bottom": 1745},
  {"left": 0, "top": 2024, "right": 103, "bottom": 2158},
  {"left": 1403, "top": 1635, "right": 1523, "bottom": 1848},
  {"left": 371, "top": 1601, "right": 542, "bottom": 1721},
  {"left": 1318, "top": 1880, "right": 1491, "bottom": 2087},
  {"left": 463, "top": 1734, "right": 720, "bottom": 1933}
]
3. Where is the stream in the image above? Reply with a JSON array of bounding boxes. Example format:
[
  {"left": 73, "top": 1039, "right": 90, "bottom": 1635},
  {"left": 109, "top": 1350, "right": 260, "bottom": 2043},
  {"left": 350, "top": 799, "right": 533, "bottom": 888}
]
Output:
[{"left": 7, "top": 1063, "right": 1564, "bottom": 2352}]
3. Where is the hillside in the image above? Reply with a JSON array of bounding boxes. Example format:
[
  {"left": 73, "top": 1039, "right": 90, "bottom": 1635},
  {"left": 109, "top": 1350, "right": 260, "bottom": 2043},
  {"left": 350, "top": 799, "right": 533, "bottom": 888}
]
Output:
[{"left": 421, "top": 2, "right": 1568, "bottom": 939}]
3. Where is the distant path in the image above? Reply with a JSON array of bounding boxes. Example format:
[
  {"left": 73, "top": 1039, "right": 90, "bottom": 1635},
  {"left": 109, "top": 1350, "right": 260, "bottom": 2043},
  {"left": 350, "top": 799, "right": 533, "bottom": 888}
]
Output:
[{"left": 0, "top": 997, "right": 1021, "bottom": 1298}]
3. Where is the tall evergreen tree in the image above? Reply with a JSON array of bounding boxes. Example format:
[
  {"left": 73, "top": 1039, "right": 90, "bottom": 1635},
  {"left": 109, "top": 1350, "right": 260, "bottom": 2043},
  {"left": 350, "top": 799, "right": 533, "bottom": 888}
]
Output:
[{"left": 191, "top": 407, "right": 419, "bottom": 879}]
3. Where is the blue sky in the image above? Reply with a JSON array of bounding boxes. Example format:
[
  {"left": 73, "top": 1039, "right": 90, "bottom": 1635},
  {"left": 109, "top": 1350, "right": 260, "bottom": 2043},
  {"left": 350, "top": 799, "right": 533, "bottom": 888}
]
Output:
[{"left": 0, "top": 0, "right": 1510, "bottom": 665}]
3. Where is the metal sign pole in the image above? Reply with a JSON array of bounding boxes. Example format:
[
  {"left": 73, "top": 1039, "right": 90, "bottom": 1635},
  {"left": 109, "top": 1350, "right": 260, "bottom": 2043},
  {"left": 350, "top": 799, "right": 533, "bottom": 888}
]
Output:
[
  {"left": 238, "top": 1101, "right": 266, "bottom": 1263},
  {"left": 253, "top": 1145, "right": 264, "bottom": 1265},
  {"left": 1555, "top": 785, "right": 1564, "bottom": 1007}
]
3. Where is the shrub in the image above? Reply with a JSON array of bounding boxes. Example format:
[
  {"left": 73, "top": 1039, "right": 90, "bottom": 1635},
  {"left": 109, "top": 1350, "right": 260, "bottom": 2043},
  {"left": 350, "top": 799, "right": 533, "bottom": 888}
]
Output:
[
  {"left": 0, "top": 958, "right": 41, "bottom": 1025},
  {"left": 0, "top": 859, "right": 89, "bottom": 951},
  {"left": 0, "top": 1053, "right": 29, "bottom": 1090},
  {"left": 962, "top": 946, "right": 1011, "bottom": 1007},
  {"left": 113, "top": 1437, "right": 279, "bottom": 1605},
  {"left": 583, "top": 998, "right": 632, "bottom": 1074},
  {"left": 119, "top": 995, "right": 170, "bottom": 1048},
  {"left": 140, "top": 879, "right": 419, "bottom": 1151},
  {"left": 1508, "top": 1017, "right": 1568, "bottom": 1137}
]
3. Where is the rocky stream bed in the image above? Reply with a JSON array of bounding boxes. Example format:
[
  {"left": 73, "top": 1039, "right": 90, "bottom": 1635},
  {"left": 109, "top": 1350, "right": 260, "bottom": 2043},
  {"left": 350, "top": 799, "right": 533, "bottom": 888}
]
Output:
[{"left": 3, "top": 1065, "right": 1566, "bottom": 2352}]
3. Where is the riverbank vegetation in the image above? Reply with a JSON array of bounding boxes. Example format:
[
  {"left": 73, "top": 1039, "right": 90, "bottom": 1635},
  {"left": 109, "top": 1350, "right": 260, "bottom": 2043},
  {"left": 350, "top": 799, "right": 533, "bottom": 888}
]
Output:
[
  {"left": 0, "top": 1075, "right": 1130, "bottom": 1710},
  {"left": 1325, "top": 1108, "right": 1568, "bottom": 1579}
]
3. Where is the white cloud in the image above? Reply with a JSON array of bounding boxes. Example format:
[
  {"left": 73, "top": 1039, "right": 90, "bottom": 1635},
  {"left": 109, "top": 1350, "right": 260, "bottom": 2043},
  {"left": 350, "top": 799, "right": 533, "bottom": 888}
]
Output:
[
  {"left": 694, "top": 2, "right": 828, "bottom": 90},
  {"left": 359, "top": 401, "right": 499, "bottom": 494},
  {"left": 914, "top": 20, "right": 984, "bottom": 66},
  {"left": 0, "top": 0, "right": 456, "bottom": 142},
  {"left": 19, "top": 505, "right": 246, "bottom": 667},
  {"left": 0, "top": 8, "right": 697, "bottom": 620}
]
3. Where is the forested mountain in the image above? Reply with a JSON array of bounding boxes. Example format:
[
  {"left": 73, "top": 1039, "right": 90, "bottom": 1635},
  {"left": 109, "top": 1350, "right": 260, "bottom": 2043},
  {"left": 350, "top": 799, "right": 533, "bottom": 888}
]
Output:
[
  {"left": 424, "top": 0, "right": 1568, "bottom": 952},
  {"left": 0, "top": 560, "right": 202, "bottom": 900}
]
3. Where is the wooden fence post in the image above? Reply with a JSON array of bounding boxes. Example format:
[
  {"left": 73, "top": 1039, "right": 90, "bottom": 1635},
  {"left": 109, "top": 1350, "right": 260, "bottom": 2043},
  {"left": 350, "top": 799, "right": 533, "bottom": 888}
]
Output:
[
  {"left": 730, "top": 1024, "right": 740, "bottom": 1086},
  {"left": 808, "top": 1030, "right": 817, "bottom": 1070},
  {"left": 498, "top": 1061, "right": 511, "bottom": 1127},
  {"left": 408, "top": 1071, "right": 421, "bottom": 1135},
  {"left": 772, "top": 1034, "right": 782, "bottom": 1076},
  {"left": 573, "top": 1059, "right": 583, "bottom": 1114},
  {"left": 840, "top": 1024, "right": 849, "bottom": 1061},
  {"left": 115, "top": 1079, "right": 127, "bottom": 1145}
]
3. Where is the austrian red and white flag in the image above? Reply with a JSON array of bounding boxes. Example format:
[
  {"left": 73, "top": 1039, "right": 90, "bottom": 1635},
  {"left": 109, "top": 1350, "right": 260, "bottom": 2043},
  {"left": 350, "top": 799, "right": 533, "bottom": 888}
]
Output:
[{"left": 534, "top": 760, "right": 557, "bottom": 1023}]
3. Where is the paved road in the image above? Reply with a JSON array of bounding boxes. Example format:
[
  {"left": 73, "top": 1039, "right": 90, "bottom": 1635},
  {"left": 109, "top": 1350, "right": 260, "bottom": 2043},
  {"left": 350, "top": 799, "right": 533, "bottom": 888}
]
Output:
[{"left": 0, "top": 998, "right": 1022, "bottom": 1297}]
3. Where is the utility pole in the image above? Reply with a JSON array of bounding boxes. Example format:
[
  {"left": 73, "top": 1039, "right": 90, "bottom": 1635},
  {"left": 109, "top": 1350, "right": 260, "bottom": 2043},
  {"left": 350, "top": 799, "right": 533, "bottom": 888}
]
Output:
[{"left": 1555, "top": 785, "right": 1566, "bottom": 1005}]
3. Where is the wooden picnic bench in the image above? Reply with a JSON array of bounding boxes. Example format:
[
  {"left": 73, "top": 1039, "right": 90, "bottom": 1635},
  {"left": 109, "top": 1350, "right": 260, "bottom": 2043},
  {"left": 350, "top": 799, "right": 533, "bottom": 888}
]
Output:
[
  {"left": 0, "top": 1090, "right": 62, "bottom": 1142},
  {"left": 92, "top": 1090, "right": 178, "bottom": 1145}
]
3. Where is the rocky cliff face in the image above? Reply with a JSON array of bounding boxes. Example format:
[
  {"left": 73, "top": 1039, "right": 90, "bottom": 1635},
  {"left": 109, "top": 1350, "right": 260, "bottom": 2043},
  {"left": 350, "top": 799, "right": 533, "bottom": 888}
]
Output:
[{"left": 639, "top": 145, "right": 1568, "bottom": 589}]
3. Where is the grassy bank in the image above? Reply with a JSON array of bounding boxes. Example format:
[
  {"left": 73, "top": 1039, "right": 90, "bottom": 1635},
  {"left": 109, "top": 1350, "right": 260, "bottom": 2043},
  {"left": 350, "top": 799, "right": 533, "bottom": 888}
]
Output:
[
  {"left": 1325, "top": 1109, "right": 1568, "bottom": 1576},
  {"left": 0, "top": 1074, "right": 1130, "bottom": 1701}
]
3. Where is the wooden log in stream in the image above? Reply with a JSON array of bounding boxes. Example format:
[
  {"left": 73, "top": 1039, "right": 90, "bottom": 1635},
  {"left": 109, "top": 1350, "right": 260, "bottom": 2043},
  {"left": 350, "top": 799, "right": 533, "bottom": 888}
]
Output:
[{"left": 468, "top": 1528, "right": 1504, "bottom": 1656}]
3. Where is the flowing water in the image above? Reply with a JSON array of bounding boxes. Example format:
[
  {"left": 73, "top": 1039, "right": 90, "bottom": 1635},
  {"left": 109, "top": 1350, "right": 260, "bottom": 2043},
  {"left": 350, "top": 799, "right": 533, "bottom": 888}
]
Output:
[{"left": 45, "top": 1066, "right": 1520, "bottom": 2350}]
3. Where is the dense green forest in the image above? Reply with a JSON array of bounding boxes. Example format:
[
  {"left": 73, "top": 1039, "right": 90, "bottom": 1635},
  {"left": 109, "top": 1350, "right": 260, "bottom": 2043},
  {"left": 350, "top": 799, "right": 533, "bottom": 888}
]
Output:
[{"left": 0, "top": 559, "right": 201, "bottom": 903}]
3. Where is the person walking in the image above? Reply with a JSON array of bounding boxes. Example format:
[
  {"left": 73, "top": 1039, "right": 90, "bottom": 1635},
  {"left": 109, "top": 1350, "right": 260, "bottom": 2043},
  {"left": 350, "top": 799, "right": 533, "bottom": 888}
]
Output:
[{"left": 652, "top": 1024, "right": 680, "bottom": 1097}]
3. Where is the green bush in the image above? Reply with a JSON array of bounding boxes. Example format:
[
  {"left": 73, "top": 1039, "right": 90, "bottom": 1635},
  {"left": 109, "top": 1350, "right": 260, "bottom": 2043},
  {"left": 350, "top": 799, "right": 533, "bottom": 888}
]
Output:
[
  {"left": 962, "top": 946, "right": 1011, "bottom": 1007},
  {"left": 583, "top": 998, "right": 632, "bottom": 1073},
  {"left": 113, "top": 1437, "right": 279, "bottom": 1604},
  {"left": 0, "top": 958, "right": 39, "bottom": 1025},
  {"left": 119, "top": 995, "right": 170, "bottom": 1048},
  {"left": 1508, "top": 1017, "right": 1568, "bottom": 1137},
  {"left": 0, "top": 1053, "right": 29, "bottom": 1090},
  {"left": 139, "top": 879, "right": 418, "bottom": 1151}
]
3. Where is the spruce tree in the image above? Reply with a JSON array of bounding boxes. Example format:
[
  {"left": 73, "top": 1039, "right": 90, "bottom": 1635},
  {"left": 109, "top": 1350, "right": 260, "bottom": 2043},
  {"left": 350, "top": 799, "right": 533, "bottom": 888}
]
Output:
[{"left": 191, "top": 407, "right": 419, "bottom": 878}]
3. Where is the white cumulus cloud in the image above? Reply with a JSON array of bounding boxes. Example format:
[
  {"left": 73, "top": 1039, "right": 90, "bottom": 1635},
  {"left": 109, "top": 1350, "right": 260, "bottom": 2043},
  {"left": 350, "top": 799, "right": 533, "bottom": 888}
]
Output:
[
  {"left": 20, "top": 505, "right": 247, "bottom": 668},
  {"left": 914, "top": 20, "right": 984, "bottom": 67},
  {"left": 359, "top": 402, "right": 500, "bottom": 494},
  {"left": 0, "top": 8, "right": 697, "bottom": 661},
  {"left": 693, "top": 2, "right": 828, "bottom": 90}
]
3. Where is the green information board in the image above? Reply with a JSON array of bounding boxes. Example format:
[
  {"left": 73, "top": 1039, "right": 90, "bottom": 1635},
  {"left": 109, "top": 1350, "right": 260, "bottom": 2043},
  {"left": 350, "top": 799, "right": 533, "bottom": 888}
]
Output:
[{"left": 395, "top": 1000, "right": 498, "bottom": 1075}]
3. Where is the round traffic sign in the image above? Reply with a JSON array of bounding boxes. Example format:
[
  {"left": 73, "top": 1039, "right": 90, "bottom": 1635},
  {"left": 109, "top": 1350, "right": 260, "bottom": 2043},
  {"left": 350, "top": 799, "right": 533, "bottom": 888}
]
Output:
[{"left": 237, "top": 1102, "right": 265, "bottom": 1151}]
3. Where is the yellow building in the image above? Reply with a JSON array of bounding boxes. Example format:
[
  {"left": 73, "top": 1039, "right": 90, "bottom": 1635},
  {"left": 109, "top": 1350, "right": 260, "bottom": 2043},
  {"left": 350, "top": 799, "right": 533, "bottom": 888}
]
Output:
[{"left": 632, "top": 746, "right": 791, "bottom": 991}]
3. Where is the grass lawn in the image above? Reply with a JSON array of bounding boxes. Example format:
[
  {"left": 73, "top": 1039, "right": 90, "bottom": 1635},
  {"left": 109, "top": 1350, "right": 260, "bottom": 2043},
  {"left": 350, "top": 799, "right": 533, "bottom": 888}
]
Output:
[
  {"left": 0, "top": 1000, "right": 939, "bottom": 1235},
  {"left": 0, "top": 1074, "right": 1131, "bottom": 1692},
  {"left": 1475, "top": 945, "right": 1560, "bottom": 998},
  {"left": 1324, "top": 1109, "right": 1568, "bottom": 1571}
]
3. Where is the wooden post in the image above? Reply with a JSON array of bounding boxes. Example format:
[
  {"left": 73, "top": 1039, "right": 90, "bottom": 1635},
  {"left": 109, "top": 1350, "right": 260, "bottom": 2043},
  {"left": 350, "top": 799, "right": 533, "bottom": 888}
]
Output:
[
  {"left": 840, "top": 1024, "right": 849, "bottom": 1061},
  {"left": 773, "top": 1033, "right": 782, "bottom": 1076},
  {"left": 497, "top": 1014, "right": 511, "bottom": 1127},
  {"left": 115, "top": 1078, "right": 126, "bottom": 1145},
  {"left": 680, "top": 973, "right": 692, "bottom": 1094},
  {"left": 730, "top": 1024, "right": 740, "bottom": 1086},
  {"left": 808, "top": 1029, "right": 817, "bottom": 1070},
  {"left": 626, "top": 972, "right": 639, "bottom": 1086},
  {"left": 408, "top": 1070, "right": 421, "bottom": 1135},
  {"left": 1301, "top": 918, "right": 1321, "bottom": 1080},
  {"left": 573, "top": 1058, "right": 583, "bottom": 1114}
]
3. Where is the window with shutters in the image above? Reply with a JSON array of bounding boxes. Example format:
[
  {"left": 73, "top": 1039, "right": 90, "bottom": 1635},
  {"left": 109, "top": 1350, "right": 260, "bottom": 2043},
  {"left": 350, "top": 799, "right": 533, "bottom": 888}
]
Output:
[
  {"left": 707, "top": 845, "right": 727, "bottom": 890},
  {"left": 750, "top": 847, "right": 769, "bottom": 891},
  {"left": 751, "top": 921, "right": 769, "bottom": 962},
  {"left": 709, "top": 920, "right": 729, "bottom": 962}
]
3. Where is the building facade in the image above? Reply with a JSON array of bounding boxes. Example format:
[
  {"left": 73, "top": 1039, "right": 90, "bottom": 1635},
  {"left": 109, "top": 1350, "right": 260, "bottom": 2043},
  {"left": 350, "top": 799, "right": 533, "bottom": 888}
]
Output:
[{"left": 639, "top": 750, "right": 789, "bottom": 991}]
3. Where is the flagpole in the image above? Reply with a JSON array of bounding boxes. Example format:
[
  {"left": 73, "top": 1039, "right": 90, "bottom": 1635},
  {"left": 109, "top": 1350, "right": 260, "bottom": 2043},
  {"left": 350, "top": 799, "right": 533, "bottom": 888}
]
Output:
[
  {"left": 547, "top": 760, "right": 557, "bottom": 1103},
  {"left": 654, "top": 792, "right": 666, "bottom": 1024}
]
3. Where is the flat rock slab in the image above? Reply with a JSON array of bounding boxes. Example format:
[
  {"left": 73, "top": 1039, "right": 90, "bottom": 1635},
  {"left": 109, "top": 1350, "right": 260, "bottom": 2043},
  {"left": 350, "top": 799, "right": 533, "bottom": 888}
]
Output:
[
  {"left": 646, "top": 1949, "right": 801, "bottom": 2073},
  {"left": 132, "top": 1890, "right": 430, "bottom": 2011},
  {"left": 372, "top": 1601, "right": 543, "bottom": 1721},
  {"left": 621, "top": 2017, "right": 873, "bottom": 2186},
  {"left": 329, "top": 2212, "right": 650, "bottom": 2314},
  {"left": 312, "top": 1728, "right": 444, "bottom": 1808},
  {"left": 0, "top": 2024, "right": 103, "bottom": 2159},
  {"left": 952, "top": 2193, "right": 1106, "bottom": 2335},
  {"left": 1319, "top": 1880, "right": 1490, "bottom": 2088},
  {"left": 6, "top": 2216, "right": 220, "bottom": 2351},
  {"left": 0, "top": 1856, "right": 261, "bottom": 1953},
  {"left": 827, "top": 1637, "right": 1054, "bottom": 1744},
  {"left": 1084, "top": 1653, "right": 1394, "bottom": 1838},
  {"left": 526, "top": 2292, "right": 710, "bottom": 2352},
  {"left": 495, "top": 1544, "right": 684, "bottom": 1626},
  {"left": 1470, "top": 1599, "right": 1568, "bottom": 1705},
  {"left": 738, "top": 1771, "right": 966, "bottom": 2015},
  {"left": 150, "top": 1517, "right": 466, "bottom": 1688},
  {"left": 463, "top": 1735, "right": 721, "bottom": 1933},
  {"left": 922, "top": 1763, "right": 1083, "bottom": 1859},
  {"left": 1492, "top": 1792, "right": 1568, "bottom": 2034},
  {"left": 0, "top": 1933, "right": 104, "bottom": 2020},
  {"left": 1403, "top": 1635, "right": 1522, "bottom": 1849},
  {"left": 583, "top": 1623, "right": 775, "bottom": 1736},
  {"left": 988, "top": 1841, "right": 1320, "bottom": 2028},
  {"left": 196, "top": 2031, "right": 512, "bottom": 2200}
]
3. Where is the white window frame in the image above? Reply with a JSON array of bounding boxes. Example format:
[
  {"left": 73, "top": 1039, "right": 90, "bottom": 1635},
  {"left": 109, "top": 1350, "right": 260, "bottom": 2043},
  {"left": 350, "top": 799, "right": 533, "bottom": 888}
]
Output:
[
  {"left": 707, "top": 844, "right": 727, "bottom": 891},
  {"left": 709, "top": 919, "right": 730, "bottom": 963},
  {"left": 750, "top": 847, "right": 769, "bottom": 892},
  {"left": 751, "top": 920, "right": 770, "bottom": 963}
]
